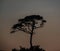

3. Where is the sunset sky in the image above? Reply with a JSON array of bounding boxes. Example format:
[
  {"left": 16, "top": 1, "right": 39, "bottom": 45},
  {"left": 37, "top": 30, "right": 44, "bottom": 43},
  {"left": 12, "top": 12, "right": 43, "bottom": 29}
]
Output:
[{"left": 0, "top": 0, "right": 60, "bottom": 51}]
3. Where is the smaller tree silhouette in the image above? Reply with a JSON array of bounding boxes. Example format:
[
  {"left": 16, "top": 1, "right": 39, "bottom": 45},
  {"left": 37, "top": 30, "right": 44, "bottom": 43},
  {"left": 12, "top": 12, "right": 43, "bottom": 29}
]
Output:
[{"left": 10, "top": 15, "right": 46, "bottom": 51}]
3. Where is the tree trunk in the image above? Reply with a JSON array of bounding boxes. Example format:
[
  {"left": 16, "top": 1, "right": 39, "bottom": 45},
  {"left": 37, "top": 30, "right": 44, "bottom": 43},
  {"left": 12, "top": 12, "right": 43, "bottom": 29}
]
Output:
[
  {"left": 30, "top": 33, "right": 33, "bottom": 48},
  {"left": 30, "top": 20, "right": 35, "bottom": 48}
]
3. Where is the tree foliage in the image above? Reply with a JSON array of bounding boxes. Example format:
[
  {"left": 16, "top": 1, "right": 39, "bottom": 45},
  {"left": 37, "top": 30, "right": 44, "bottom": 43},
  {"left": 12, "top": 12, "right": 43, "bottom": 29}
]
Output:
[{"left": 10, "top": 15, "right": 46, "bottom": 34}]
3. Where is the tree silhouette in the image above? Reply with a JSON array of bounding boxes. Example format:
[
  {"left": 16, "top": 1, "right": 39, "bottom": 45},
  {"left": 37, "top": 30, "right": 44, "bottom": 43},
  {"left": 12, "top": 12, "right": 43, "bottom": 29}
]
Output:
[{"left": 10, "top": 15, "right": 46, "bottom": 50}]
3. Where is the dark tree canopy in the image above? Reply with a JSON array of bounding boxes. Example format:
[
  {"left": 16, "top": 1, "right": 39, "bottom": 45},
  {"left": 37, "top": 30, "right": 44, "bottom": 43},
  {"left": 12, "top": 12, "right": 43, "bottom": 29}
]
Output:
[
  {"left": 18, "top": 15, "right": 43, "bottom": 21},
  {"left": 10, "top": 15, "right": 46, "bottom": 34}
]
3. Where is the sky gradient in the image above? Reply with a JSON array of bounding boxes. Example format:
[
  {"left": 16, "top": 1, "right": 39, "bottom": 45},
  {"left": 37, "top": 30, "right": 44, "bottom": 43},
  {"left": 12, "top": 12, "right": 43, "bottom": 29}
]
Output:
[{"left": 0, "top": 0, "right": 60, "bottom": 51}]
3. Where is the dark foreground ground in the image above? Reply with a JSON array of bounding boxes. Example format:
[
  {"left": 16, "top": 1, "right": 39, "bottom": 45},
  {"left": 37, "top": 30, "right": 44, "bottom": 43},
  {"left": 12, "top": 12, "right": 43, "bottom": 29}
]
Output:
[{"left": 12, "top": 45, "right": 45, "bottom": 51}]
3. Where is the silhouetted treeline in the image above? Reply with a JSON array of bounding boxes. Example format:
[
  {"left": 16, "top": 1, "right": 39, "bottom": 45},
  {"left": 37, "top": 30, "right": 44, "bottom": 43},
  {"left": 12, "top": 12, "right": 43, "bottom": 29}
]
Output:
[{"left": 12, "top": 45, "right": 45, "bottom": 51}]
